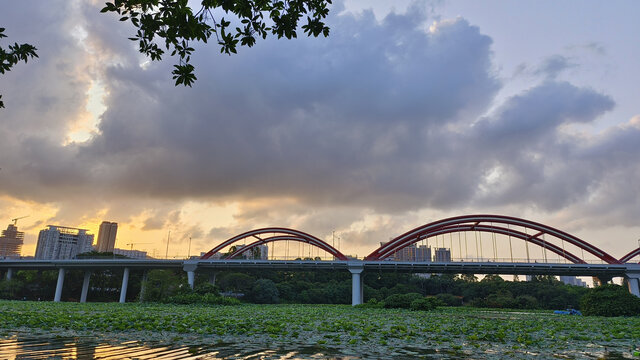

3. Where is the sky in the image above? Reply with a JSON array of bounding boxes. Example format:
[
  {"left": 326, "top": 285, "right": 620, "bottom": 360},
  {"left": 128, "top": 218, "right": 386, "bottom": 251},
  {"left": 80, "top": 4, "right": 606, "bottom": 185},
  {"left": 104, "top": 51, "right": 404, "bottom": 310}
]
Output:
[{"left": 1, "top": 0, "right": 639, "bottom": 261}]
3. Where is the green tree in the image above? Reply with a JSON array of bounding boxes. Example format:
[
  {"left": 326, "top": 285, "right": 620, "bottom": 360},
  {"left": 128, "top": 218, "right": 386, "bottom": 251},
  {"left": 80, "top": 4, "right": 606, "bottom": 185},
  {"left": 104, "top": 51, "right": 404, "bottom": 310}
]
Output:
[
  {"left": 101, "top": 0, "right": 333, "bottom": 86},
  {"left": 580, "top": 284, "right": 640, "bottom": 317},
  {"left": 247, "top": 278, "right": 279, "bottom": 303},
  {"left": 0, "top": 27, "right": 38, "bottom": 108}
]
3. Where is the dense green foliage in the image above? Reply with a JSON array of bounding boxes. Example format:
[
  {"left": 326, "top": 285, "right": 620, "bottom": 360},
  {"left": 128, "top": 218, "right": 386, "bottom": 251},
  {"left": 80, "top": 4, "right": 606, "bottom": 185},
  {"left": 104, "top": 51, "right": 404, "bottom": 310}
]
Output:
[
  {"left": 1, "top": 301, "right": 639, "bottom": 358},
  {"left": 382, "top": 292, "right": 424, "bottom": 309},
  {"left": 580, "top": 284, "right": 640, "bottom": 317},
  {"left": 0, "top": 268, "right": 597, "bottom": 311},
  {"left": 0, "top": 27, "right": 38, "bottom": 108},
  {"left": 101, "top": 0, "right": 333, "bottom": 86}
]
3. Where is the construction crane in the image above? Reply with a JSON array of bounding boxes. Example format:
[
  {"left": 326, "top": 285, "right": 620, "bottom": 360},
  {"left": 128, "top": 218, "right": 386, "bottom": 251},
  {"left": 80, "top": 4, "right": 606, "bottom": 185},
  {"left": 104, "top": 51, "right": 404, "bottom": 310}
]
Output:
[
  {"left": 125, "top": 242, "right": 151, "bottom": 250},
  {"left": 11, "top": 215, "right": 29, "bottom": 226}
]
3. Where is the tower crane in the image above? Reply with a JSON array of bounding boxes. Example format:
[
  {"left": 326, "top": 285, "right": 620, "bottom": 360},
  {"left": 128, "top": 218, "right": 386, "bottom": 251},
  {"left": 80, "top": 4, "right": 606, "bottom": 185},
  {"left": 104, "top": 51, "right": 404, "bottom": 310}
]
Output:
[
  {"left": 125, "top": 242, "right": 151, "bottom": 250},
  {"left": 11, "top": 215, "right": 29, "bottom": 226}
]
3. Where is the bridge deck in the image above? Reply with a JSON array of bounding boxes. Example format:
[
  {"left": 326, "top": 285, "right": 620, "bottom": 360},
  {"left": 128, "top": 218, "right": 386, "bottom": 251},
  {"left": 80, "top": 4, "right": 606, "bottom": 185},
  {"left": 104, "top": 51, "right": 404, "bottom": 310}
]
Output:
[{"left": 0, "top": 259, "right": 633, "bottom": 277}]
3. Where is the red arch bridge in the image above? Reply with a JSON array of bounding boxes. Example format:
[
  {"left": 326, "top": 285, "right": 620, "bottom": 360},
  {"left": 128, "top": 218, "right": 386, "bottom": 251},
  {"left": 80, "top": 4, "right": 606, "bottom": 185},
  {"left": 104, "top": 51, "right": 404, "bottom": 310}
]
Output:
[{"left": 1, "top": 215, "right": 639, "bottom": 305}]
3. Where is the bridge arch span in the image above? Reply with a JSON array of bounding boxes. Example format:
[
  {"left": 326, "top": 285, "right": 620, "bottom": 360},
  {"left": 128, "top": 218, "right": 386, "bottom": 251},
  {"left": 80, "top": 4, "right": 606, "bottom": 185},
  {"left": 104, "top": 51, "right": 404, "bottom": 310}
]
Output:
[
  {"left": 365, "top": 214, "right": 620, "bottom": 264},
  {"left": 201, "top": 227, "right": 348, "bottom": 261},
  {"left": 620, "top": 248, "right": 640, "bottom": 263}
]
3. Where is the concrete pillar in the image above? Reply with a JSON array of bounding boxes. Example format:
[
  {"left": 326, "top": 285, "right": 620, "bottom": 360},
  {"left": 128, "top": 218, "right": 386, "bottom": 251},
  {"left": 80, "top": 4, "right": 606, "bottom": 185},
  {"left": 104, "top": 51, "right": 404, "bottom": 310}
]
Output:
[
  {"left": 183, "top": 260, "right": 198, "bottom": 290},
  {"left": 626, "top": 274, "right": 640, "bottom": 297},
  {"left": 349, "top": 264, "right": 364, "bottom": 306},
  {"left": 139, "top": 270, "right": 148, "bottom": 303},
  {"left": 54, "top": 268, "right": 65, "bottom": 302},
  {"left": 5, "top": 268, "right": 13, "bottom": 280},
  {"left": 209, "top": 272, "right": 217, "bottom": 286},
  {"left": 80, "top": 271, "right": 91, "bottom": 303},
  {"left": 187, "top": 271, "right": 195, "bottom": 289},
  {"left": 119, "top": 267, "right": 130, "bottom": 303}
]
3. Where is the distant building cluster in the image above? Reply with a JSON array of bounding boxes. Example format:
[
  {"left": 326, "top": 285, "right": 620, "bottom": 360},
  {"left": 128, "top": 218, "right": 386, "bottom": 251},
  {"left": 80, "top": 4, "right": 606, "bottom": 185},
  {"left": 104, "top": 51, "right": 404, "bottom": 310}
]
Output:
[
  {"left": 381, "top": 241, "right": 452, "bottom": 263},
  {"left": 0, "top": 224, "right": 24, "bottom": 258},
  {"left": 560, "top": 276, "right": 588, "bottom": 287},
  {"left": 113, "top": 248, "right": 147, "bottom": 259},
  {"left": 0, "top": 219, "right": 150, "bottom": 260}
]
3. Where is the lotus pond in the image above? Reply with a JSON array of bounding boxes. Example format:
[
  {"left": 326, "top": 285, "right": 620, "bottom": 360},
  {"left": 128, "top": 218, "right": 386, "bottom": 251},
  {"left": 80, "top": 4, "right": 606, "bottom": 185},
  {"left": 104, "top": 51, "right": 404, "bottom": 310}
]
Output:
[{"left": 1, "top": 301, "right": 640, "bottom": 359}]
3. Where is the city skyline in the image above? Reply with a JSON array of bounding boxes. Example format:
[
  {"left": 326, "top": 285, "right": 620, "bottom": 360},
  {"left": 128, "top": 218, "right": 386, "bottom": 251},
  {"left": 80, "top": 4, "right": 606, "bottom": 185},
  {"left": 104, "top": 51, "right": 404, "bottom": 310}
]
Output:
[{"left": 1, "top": 1, "right": 639, "bottom": 260}]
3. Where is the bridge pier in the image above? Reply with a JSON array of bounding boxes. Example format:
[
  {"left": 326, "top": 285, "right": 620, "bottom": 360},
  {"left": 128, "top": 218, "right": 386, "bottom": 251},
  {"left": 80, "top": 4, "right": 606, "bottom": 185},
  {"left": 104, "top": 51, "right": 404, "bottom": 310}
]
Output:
[
  {"left": 5, "top": 268, "right": 13, "bottom": 280},
  {"left": 139, "top": 270, "right": 148, "bottom": 302},
  {"left": 349, "top": 263, "right": 364, "bottom": 306},
  {"left": 626, "top": 273, "right": 640, "bottom": 297},
  {"left": 80, "top": 271, "right": 91, "bottom": 303},
  {"left": 119, "top": 267, "right": 130, "bottom": 303},
  {"left": 183, "top": 260, "right": 198, "bottom": 290},
  {"left": 54, "top": 268, "right": 65, "bottom": 302}
]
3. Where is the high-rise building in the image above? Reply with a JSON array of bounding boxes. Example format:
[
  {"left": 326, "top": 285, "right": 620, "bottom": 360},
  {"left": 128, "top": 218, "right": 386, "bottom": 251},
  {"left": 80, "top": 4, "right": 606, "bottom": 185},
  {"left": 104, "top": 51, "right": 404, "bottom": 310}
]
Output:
[
  {"left": 96, "top": 221, "right": 118, "bottom": 253},
  {"left": 35, "top": 225, "right": 94, "bottom": 259},
  {"left": 434, "top": 248, "right": 452, "bottom": 262},
  {"left": 0, "top": 224, "right": 24, "bottom": 258}
]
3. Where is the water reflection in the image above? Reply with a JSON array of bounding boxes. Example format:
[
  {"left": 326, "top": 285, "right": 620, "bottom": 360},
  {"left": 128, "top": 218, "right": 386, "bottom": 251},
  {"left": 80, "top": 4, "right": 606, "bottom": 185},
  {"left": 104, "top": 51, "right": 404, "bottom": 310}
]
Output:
[
  {"left": 0, "top": 336, "right": 359, "bottom": 360},
  {"left": 0, "top": 336, "right": 636, "bottom": 359}
]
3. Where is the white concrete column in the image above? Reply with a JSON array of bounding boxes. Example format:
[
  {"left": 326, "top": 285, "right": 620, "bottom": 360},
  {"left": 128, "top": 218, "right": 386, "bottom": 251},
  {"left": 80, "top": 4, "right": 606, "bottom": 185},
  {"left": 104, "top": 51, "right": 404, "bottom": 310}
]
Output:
[
  {"left": 119, "top": 267, "right": 130, "bottom": 303},
  {"left": 209, "top": 272, "right": 217, "bottom": 285},
  {"left": 80, "top": 271, "right": 91, "bottom": 303},
  {"left": 139, "top": 270, "right": 148, "bottom": 303},
  {"left": 5, "top": 268, "right": 13, "bottom": 280},
  {"left": 54, "top": 268, "right": 65, "bottom": 302},
  {"left": 183, "top": 260, "right": 198, "bottom": 290},
  {"left": 187, "top": 271, "right": 195, "bottom": 289},
  {"left": 627, "top": 273, "right": 640, "bottom": 297},
  {"left": 348, "top": 263, "right": 364, "bottom": 306}
]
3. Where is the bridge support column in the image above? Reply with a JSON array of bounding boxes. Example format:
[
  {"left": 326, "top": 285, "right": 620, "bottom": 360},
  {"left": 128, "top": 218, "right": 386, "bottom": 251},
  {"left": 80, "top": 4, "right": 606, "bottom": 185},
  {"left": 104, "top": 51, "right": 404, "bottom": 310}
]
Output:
[
  {"left": 5, "top": 268, "right": 13, "bottom": 280},
  {"left": 209, "top": 272, "right": 217, "bottom": 286},
  {"left": 139, "top": 270, "right": 148, "bottom": 302},
  {"left": 119, "top": 267, "right": 130, "bottom": 303},
  {"left": 349, "top": 263, "right": 364, "bottom": 306},
  {"left": 183, "top": 260, "right": 198, "bottom": 290},
  {"left": 187, "top": 271, "right": 195, "bottom": 290},
  {"left": 54, "top": 268, "right": 65, "bottom": 302},
  {"left": 626, "top": 273, "right": 640, "bottom": 298},
  {"left": 80, "top": 271, "right": 91, "bottom": 303}
]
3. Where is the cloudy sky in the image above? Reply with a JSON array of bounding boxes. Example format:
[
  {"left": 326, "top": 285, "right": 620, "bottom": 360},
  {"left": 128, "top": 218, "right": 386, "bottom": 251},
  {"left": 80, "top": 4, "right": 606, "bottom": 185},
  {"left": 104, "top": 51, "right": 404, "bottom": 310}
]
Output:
[{"left": 1, "top": 0, "right": 639, "bottom": 261}]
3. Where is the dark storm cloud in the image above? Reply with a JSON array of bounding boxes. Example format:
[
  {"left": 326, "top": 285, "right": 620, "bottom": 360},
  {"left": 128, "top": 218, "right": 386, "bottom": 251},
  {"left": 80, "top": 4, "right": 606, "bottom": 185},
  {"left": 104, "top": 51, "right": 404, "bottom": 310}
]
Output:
[
  {"left": 74, "top": 5, "right": 500, "bottom": 211},
  {"left": 1, "top": 0, "right": 639, "bottom": 230}
]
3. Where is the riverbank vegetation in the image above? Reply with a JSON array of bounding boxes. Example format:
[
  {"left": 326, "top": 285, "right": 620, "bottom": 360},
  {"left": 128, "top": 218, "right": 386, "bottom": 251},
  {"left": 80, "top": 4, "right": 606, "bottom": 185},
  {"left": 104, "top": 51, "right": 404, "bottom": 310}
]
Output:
[{"left": 1, "top": 269, "right": 639, "bottom": 316}]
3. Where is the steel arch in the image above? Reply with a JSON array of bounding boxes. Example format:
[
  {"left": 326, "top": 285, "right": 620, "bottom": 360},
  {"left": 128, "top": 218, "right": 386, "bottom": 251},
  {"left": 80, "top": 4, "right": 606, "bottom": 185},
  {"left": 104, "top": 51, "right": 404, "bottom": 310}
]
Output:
[
  {"left": 365, "top": 214, "right": 620, "bottom": 264},
  {"left": 620, "top": 248, "right": 640, "bottom": 263},
  {"left": 201, "top": 227, "right": 348, "bottom": 260}
]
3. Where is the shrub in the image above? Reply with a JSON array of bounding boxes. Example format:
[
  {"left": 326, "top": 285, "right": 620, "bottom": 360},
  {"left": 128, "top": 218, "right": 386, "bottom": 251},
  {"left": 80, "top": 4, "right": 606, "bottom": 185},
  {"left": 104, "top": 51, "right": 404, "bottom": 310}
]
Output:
[
  {"left": 410, "top": 297, "right": 442, "bottom": 311},
  {"left": 355, "top": 298, "right": 385, "bottom": 309},
  {"left": 515, "top": 295, "right": 538, "bottom": 309},
  {"left": 436, "top": 293, "right": 462, "bottom": 306},
  {"left": 194, "top": 282, "right": 220, "bottom": 296},
  {"left": 580, "top": 284, "right": 640, "bottom": 317},
  {"left": 383, "top": 293, "right": 424, "bottom": 309},
  {"left": 164, "top": 292, "right": 241, "bottom": 305},
  {"left": 247, "top": 279, "right": 279, "bottom": 304}
]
